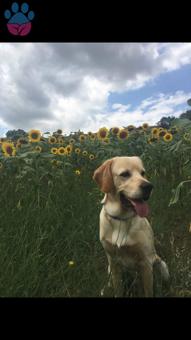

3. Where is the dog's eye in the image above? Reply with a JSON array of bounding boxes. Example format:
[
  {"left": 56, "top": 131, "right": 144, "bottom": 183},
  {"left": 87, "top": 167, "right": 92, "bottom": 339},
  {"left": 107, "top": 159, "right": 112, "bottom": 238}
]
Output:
[
  {"left": 141, "top": 171, "right": 145, "bottom": 176},
  {"left": 120, "top": 171, "right": 131, "bottom": 178}
]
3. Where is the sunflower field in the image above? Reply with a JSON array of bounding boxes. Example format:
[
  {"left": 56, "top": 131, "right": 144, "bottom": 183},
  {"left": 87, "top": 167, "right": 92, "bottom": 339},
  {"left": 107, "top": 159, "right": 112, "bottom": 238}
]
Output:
[{"left": 0, "top": 122, "right": 191, "bottom": 297}]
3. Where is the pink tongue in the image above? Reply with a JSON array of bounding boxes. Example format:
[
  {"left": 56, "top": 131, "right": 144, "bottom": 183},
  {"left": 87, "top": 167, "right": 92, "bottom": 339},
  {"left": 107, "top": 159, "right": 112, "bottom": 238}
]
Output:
[{"left": 129, "top": 199, "right": 149, "bottom": 217}]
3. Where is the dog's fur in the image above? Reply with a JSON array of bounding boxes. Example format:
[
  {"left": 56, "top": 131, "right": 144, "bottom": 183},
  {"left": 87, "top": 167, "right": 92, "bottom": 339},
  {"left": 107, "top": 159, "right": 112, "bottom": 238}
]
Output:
[{"left": 93, "top": 156, "right": 169, "bottom": 297}]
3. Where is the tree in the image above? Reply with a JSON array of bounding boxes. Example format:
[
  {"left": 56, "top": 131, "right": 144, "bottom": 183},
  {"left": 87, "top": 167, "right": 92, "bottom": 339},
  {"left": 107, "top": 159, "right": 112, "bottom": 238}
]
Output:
[
  {"left": 157, "top": 116, "right": 175, "bottom": 128},
  {"left": 6, "top": 129, "right": 27, "bottom": 141}
]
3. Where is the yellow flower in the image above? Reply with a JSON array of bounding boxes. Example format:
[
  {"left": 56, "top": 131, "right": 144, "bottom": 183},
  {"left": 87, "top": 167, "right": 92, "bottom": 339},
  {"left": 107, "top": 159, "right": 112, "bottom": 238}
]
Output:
[
  {"left": 127, "top": 125, "right": 135, "bottom": 131},
  {"left": 65, "top": 144, "right": 73, "bottom": 154},
  {"left": 89, "top": 154, "right": 95, "bottom": 160},
  {"left": 183, "top": 133, "right": 191, "bottom": 141},
  {"left": 75, "top": 170, "right": 81, "bottom": 175},
  {"left": 35, "top": 146, "right": 42, "bottom": 153},
  {"left": 117, "top": 129, "right": 128, "bottom": 140},
  {"left": 51, "top": 159, "right": 59, "bottom": 166},
  {"left": 151, "top": 128, "right": 159, "bottom": 136},
  {"left": 1, "top": 142, "right": 16, "bottom": 157},
  {"left": 158, "top": 129, "right": 167, "bottom": 137},
  {"left": 111, "top": 127, "right": 120, "bottom": 135},
  {"left": 51, "top": 147, "right": 58, "bottom": 154},
  {"left": 88, "top": 131, "right": 93, "bottom": 137},
  {"left": 75, "top": 148, "right": 81, "bottom": 154},
  {"left": 90, "top": 133, "right": 96, "bottom": 140},
  {"left": 57, "top": 136, "right": 64, "bottom": 144},
  {"left": 58, "top": 147, "right": 65, "bottom": 155},
  {"left": 79, "top": 134, "right": 86, "bottom": 142},
  {"left": 28, "top": 129, "right": 41, "bottom": 143},
  {"left": 48, "top": 136, "right": 57, "bottom": 144},
  {"left": 163, "top": 133, "right": 173, "bottom": 142},
  {"left": 82, "top": 150, "right": 88, "bottom": 156},
  {"left": 17, "top": 137, "right": 28, "bottom": 145},
  {"left": 0, "top": 162, "right": 3, "bottom": 169},
  {"left": 97, "top": 127, "right": 109, "bottom": 140},
  {"left": 68, "top": 260, "right": 75, "bottom": 267},
  {"left": 69, "top": 138, "right": 75, "bottom": 144},
  {"left": 142, "top": 123, "right": 149, "bottom": 130}
]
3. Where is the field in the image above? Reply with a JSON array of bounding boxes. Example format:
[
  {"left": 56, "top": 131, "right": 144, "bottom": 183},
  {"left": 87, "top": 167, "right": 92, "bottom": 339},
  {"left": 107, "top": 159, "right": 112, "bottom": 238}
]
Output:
[{"left": 0, "top": 122, "right": 191, "bottom": 297}]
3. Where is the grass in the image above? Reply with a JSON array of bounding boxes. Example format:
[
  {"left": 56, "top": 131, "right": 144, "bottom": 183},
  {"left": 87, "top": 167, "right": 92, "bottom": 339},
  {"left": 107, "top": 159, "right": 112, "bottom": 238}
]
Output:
[{"left": 0, "top": 163, "right": 190, "bottom": 297}]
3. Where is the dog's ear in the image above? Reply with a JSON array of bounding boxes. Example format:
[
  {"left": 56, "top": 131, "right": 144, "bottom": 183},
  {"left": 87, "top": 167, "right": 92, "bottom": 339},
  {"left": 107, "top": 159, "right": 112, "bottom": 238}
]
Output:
[{"left": 93, "top": 159, "right": 114, "bottom": 193}]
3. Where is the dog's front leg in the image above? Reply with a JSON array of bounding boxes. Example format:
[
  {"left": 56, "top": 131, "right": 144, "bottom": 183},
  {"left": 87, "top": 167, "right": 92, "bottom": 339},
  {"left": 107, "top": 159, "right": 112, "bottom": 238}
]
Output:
[
  {"left": 110, "top": 261, "right": 124, "bottom": 297},
  {"left": 140, "top": 262, "right": 153, "bottom": 297}
]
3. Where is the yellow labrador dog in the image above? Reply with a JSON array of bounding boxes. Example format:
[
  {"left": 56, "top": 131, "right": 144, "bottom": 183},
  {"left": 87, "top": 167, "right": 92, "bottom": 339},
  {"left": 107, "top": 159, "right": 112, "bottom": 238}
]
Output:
[{"left": 93, "top": 156, "right": 169, "bottom": 297}]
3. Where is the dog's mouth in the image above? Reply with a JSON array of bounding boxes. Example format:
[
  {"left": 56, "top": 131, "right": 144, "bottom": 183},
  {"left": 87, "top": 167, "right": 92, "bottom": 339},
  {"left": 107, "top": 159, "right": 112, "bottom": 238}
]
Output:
[{"left": 119, "top": 192, "right": 149, "bottom": 217}]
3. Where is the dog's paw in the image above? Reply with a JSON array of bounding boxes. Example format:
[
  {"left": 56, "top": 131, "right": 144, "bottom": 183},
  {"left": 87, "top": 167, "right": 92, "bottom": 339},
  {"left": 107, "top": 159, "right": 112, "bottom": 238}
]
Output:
[{"left": 4, "top": 2, "right": 35, "bottom": 36}]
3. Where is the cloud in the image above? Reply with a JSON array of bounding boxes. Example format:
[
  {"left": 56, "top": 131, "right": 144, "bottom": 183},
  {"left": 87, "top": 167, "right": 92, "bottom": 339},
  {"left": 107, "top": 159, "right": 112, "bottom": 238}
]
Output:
[{"left": 0, "top": 43, "right": 191, "bottom": 134}]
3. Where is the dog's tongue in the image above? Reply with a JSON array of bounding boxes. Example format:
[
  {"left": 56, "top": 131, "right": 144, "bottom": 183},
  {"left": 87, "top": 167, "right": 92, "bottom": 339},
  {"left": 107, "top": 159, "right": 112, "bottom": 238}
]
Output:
[{"left": 129, "top": 199, "right": 149, "bottom": 217}]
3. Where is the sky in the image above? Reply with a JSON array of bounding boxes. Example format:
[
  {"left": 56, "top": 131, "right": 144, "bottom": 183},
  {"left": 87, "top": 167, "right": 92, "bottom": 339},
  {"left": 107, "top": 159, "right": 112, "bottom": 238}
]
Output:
[{"left": 0, "top": 43, "right": 191, "bottom": 136}]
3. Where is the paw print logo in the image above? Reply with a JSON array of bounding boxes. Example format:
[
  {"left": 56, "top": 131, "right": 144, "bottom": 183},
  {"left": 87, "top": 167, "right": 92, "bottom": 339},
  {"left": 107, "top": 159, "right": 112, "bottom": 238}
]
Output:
[{"left": 4, "top": 2, "right": 35, "bottom": 36}]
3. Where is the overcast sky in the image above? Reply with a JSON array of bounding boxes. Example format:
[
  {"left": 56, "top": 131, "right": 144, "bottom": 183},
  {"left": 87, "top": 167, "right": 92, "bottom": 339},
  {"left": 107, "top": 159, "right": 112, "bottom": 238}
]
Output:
[{"left": 0, "top": 43, "right": 191, "bottom": 136}]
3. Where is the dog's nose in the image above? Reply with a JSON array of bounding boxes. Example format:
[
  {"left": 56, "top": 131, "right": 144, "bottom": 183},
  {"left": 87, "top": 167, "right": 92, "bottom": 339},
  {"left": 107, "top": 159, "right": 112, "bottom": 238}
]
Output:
[{"left": 140, "top": 182, "right": 153, "bottom": 200}]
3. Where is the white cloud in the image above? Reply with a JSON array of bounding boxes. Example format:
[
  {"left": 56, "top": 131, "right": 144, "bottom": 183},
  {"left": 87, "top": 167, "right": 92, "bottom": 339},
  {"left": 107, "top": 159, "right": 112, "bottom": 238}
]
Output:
[{"left": 0, "top": 43, "right": 191, "bottom": 135}]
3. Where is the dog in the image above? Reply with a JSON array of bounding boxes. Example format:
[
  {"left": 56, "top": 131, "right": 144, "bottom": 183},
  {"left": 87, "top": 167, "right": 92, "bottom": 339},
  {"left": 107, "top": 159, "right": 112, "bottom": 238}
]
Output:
[{"left": 93, "top": 156, "right": 169, "bottom": 297}]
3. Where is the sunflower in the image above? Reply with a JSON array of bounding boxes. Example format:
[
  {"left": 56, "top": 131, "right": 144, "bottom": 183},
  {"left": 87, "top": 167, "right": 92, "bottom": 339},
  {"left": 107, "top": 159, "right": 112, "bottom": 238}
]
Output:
[
  {"left": 28, "top": 130, "right": 41, "bottom": 143},
  {"left": 51, "top": 160, "right": 59, "bottom": 166},
  {"left": 58, "top": 147, "right": 66, "bottom": 155},
  {"left": 48, "top": 136, "right": 57, "bottom": 144},
  {"left": 89, "top": 154, "right": 95, "bottom": 160},
  {"left": 51, "top": 147, "right": 58, "bottom": 154},
  {"left": 75, "top": 170, "right": 81, "bottom": 176},
  {"left": 117, "top": 129, "right": 128, "bottom": 140},
  {"left": 151, "top": 128, "right": 159, "bottom": 136},
  {"left": 1, "top": 142, "right": 16, "bottom": 157},
  {"left": 163, "top": 133, "right": 173, "bottom": 142},
  {"left": 56, "top": 129, "right": 63, "bottom": 135},
  {"left": 79, "top": 134, "right": 86, "bottom": 142},
  {"left": 57, "top": 136, "right": 64, "bottom": 144},
  {"left": 35, "top": 146, "right": 42, "bottom": 153},
  {"left": 147, "top": 138, "right": 152, "bottom": 144},
  {"left": 17, "top": 137, "right": 28, "bottom": 145},
  {"left": 0, "top": 162, "right": 3, "bottom": 169},
  {"left": 65, "top": 144, "right": 73, "bottom": 154},
  {"left": 88, "top": 132, "right": 93, "bottom": 137},
  {"left": 111, "top": 127, "right": 120, "bottom": 135},
  {"left": 150, "top": 137, "right": 158, "bottom": 142},
  {"left": 142, "top": 123, "right": 149, "bottom": 130},
  {"left": 69, "top": 138, "right": 75, "bottom": 144},
  {"left": 127, "top": 125, "right": 135, "bottom": 131},
  {"left": 75, "top": 148, "right": 81, "bottom": 154},
  {"left": 97, "top": 127, "right": 109, "bottom": 140},
  {"left": 82, "top": 150, "right": 88, "bottom": 156},
  {"left": 183, "top": 133, "right": 191, "bottom": 141},
  {"left": 158, "top": 129, "right": 167, "bottom": 137},
  {"left": 90, "top": 133, "right": 96, "bottom": 140}
]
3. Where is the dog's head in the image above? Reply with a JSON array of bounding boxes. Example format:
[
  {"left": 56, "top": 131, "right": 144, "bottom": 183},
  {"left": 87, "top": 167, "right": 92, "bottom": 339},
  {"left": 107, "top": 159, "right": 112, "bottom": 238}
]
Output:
[{"left": 93, "top": 156, "right": 153, "bottom": 217}]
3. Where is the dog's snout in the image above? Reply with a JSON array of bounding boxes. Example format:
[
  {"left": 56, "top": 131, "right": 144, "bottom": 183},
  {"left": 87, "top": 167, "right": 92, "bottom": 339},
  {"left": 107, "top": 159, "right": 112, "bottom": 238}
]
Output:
[{"left": 140, "top": 182, "right": 153, "bottom": 200}]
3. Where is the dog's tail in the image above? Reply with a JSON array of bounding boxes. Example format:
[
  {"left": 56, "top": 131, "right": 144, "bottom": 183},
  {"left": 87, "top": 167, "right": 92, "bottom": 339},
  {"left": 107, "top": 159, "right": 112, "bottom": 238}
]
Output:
[{"left": 154, "top": 256, "right": 170, "bottom": 281}]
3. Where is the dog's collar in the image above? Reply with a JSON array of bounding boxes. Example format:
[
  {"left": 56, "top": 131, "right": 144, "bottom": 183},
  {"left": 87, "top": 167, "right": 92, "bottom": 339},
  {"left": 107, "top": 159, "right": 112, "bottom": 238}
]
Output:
[{"left": 103, "top": 205, "right": 130, "bottom": 221}]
